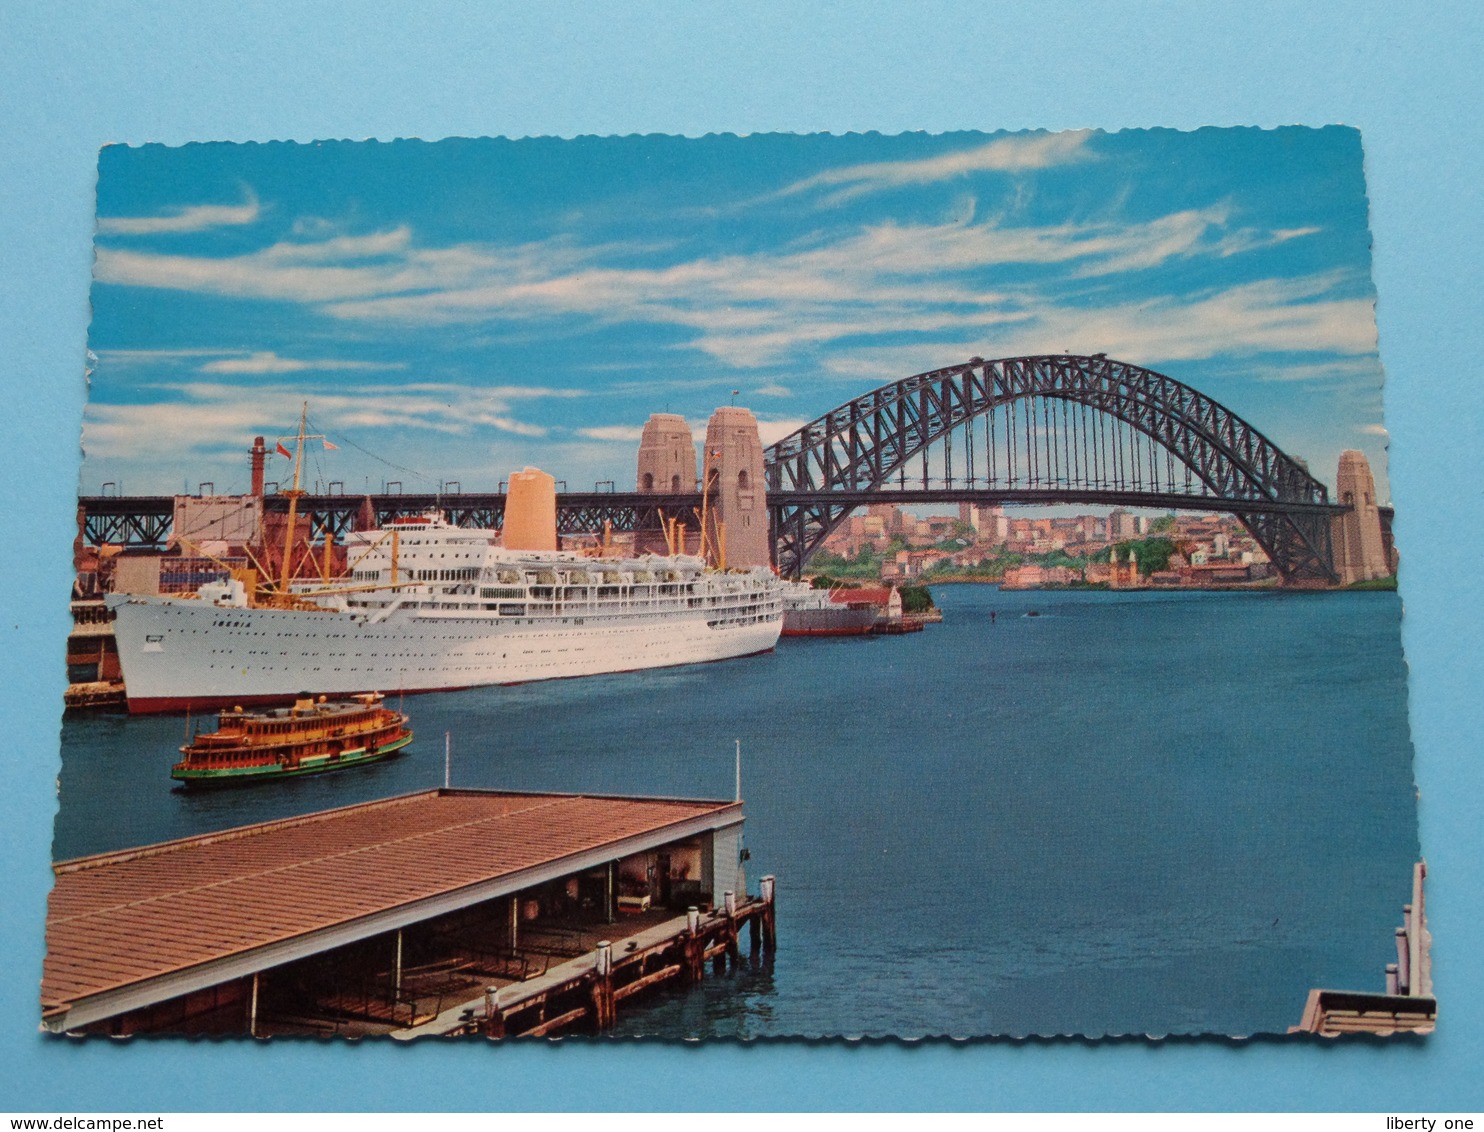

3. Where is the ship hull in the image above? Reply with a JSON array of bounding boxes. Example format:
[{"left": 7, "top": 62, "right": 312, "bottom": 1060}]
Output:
[
  {"left": 109, "top": 595, "right": 782, "bottom": 714},
  {"left": 781, "top": 607, "right": 879, "bottom": 637}
]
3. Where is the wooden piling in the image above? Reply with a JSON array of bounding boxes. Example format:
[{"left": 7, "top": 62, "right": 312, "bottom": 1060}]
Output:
[
  {"left": 592, "top": 941, "right": 616, "bottom": 1031},
  {"left": 684, "top": 906, "right": 706, "bottom": 984},
  {"left": 394, "top": 929, "right": 404, "bottom": 998},
  {"left": 722, "top": 891, "right": 741, "bottom": 967},
  {"left": 761, "top": 874, "right": 777, "bottom": 955},
  {"left": 484, "top": 986, "right": 505, "bottom": 1039}
]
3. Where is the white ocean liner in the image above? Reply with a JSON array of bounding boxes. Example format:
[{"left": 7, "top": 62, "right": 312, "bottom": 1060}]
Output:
[{"left": 107, "top": 511, "right": 784, "bottom": 713}]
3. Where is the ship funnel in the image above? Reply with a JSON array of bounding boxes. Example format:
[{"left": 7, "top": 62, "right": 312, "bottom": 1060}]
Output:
[
  {"left": 503, "top": 466, "right": 558, "bottom": 550},
  {"left": 250, "top": 436, "right": 267, "bottom": 497}
]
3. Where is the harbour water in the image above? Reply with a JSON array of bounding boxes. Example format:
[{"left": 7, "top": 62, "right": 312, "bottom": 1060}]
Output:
[{"left": 53, "top": 584, "right": 1419, "bottom": 1038}]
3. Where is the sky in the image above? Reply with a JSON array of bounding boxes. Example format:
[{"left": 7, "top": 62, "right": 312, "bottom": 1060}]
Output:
[{"left": 81, "top": 127, "right": 1390, "bottom": 503}]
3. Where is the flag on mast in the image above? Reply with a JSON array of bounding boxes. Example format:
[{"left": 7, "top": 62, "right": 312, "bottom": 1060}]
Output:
[
  {"left": 275, "top": 441, "right": 293, "bottom": 459},
  {"left": 323, "top": 439, "right": 338, "bottom": 450}
]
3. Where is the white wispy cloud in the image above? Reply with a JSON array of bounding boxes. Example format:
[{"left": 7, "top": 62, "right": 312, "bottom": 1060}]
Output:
[
  {"left": 754, "top": 418, "right": 813, "bottom": 446},
  {"left": 94, "top": 348, "right": 240, "bottom": 365},
  {"left": 657, "top": 415, "right": 811, "bottom": 449},
  {"left": 89, "top": 201, "right": 1340, "bottom": 372},
  {"left": 810, "top": 279, "right": 1377, "bottom": 386},
  {"left": 198, "top": 351, "right": 404, "bottom": 375},
  {"left": 92, "top": 347, "right": 406, "bottom": 376},
  {"left": 96, "top": 192, "right": 261, "bottom": 236},
  {"left": 773, "top": 131, "right": 1096, "bottom": 205},
  {"left": 985, "top": 277, "right": 1377, "bottom": 363},
  {"left": 1217, "top": 226, "right": 1321, "bottom": 258},
  {"left": 1247, "top": 356, "right": 1384, "bottom": 385},
  {"left": 94, "top": 208, "right": 1261, "bottom": 312},
  {"left": 575, "top": 425, "right": 646, "bottom": 442},
  {"left": 317, "top": 212, "right": 1319, "bottom": 368},
  {"left": 93, "top": 228, "right": 626, "bottom": 305},
  {"left": 82, "top": 380, "right": 580, "bottom": 460},
  {"left": 94, "top": 227, "right": 511, "bottom": 303}
]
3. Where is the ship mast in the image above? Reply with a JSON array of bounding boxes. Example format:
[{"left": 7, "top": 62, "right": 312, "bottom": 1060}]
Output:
[
  {"left": 274, "top": 402, "right": 330, "bottom": 606},
  {"left": 698, "top": 463, "right": 717, "bottom": 567}
]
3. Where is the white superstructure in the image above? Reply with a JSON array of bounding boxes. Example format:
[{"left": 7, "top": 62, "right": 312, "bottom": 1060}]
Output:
[{"left": 108, "top": 512, "right": 783, "bottom": 713}]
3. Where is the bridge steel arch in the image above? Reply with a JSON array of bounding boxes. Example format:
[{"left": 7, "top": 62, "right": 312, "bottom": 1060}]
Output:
[{"left": 763, "top": 354, "right": 1341, "bottom": 584}]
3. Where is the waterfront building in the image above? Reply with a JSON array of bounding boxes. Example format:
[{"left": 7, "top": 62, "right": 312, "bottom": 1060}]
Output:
[
  {"left": 1178, "top": 562, "right": 1262, "bottom": 586},
  {"left": 64, "top": 599, "right": 122, "bottom": 697},
  {"left": 982, "top": 505, "right": 1009, "bottom": 541},
  {"left": 1293, "top": 862, "right": 1433, "bottom": 1036},
  {"left": 172, "top": 493, "right": 262, "bottom": 550},
  {"left": 1108, "top": 547, "right": 1141, "bottom": 589},
  {"left": 867, "top": 502, "right": 906, "bottom": 537},
  {"left": 43, "top": 788, "right": 760, "bottom": 1037},
  {"left": 1108, "top": 510, "right": 1139, "bottom": 540},
  {"left": 1001, "top": 564, "right": 1081, "bottom": 589}
]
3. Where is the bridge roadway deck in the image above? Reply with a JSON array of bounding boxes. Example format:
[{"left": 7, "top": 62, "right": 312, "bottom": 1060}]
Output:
[{"left": 77, "top": 487, "right": 1356, "bottom": 544}]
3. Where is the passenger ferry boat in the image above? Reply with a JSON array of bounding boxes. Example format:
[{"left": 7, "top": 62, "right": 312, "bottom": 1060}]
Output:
[
  {"left": 108, "top": 511, "right": 784, "bottom": 713},
  {"left": 172, "top": 692, "right": 412, "bottom": 785},
  {"left": 105, "top": 409, "right": 785, "bottom": 714}
]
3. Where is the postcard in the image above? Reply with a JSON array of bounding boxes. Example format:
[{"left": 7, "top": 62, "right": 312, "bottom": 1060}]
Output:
[{"left": 46, "top": 128, "right": 1424, "bottom": 1040}]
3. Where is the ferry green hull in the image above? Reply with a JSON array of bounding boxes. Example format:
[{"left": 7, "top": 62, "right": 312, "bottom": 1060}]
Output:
[{"left": 171, "top": 732, "right": 413, "bottom": 787}]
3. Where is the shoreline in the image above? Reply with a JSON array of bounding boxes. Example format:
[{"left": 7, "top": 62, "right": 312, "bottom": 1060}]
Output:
[{"left": 904, "top": 576, "right": 1396, "bottom": 593}]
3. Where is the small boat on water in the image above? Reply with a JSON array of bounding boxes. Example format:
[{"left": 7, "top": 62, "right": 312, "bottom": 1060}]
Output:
[{"left": 172, "top": 692, "right": 412, "bottom": 786}]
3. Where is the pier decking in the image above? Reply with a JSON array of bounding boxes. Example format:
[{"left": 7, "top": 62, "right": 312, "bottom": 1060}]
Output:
[
  {"left": 1291, "top": 861, "right": 1434, "bottom": 1037},
  {"left": 397, "top": 888, "right": 775, "bottom": 1039},
  {"left": 44, "top": 787, "right": 768, "bottom": 1037}
]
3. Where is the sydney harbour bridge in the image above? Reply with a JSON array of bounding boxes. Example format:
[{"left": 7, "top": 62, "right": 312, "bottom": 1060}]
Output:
[{"left": 78, "top": 354, "right": 1376, "bottom": 585}]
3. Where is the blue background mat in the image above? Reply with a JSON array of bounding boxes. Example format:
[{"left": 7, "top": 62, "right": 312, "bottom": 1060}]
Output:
[{"left": 2, "top": 2, "right": 1480, "bottom": 1111}]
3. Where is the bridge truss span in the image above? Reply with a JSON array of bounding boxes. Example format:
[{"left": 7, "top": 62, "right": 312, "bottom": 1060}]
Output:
[{"left": 763, "top": 354, "right": 1342, "bottom": 583}]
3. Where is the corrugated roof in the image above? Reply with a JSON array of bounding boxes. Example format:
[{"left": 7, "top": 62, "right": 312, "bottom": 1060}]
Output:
[{"left": 44, "top": 789, "right": 735, "bottom": 1014}]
